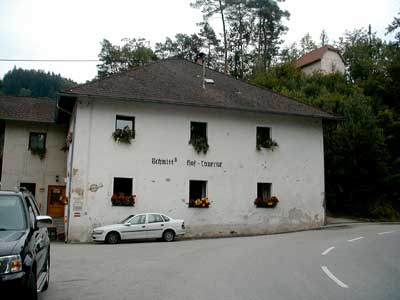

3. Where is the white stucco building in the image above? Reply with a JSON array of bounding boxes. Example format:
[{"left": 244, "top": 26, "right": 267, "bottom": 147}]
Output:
[
  {"left": 57, "top": 58, "right": 336, "bottom": 242},
  {"left": 296, "top": 45, "right": 346, "bottom": 75},
  {"left": 0, "top": 96, "right": 68, "bottom": 223}
]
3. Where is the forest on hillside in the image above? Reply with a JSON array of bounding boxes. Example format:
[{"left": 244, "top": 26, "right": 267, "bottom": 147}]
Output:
[
  {"left": 1, "top": 0, "right": 399, "bottom": 219},
  {"left": 0, "top": 68, "right": 76, "bottom": 99}
]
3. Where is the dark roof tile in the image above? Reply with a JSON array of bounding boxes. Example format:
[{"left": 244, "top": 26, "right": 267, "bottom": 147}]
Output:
[
  {"left": 63, "top": 58, "right": 335, "bottom": 119},
  {"left": 0, "top": 96, "right": 55, "bottom": 123}
]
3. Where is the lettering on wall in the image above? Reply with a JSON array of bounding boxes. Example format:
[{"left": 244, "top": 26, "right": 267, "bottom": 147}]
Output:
[
  {"left": 151, "top": 157, "right": 223, "bottom": 168},
  {"left": 152, "top": 157, "right": 178, "bottom": 166},
  {"left": 187, "top": 160, "right": 222, "bottom": 168}
]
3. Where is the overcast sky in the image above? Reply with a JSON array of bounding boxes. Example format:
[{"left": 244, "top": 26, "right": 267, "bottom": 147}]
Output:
[{"left": 0, "top": 0, "right": 398, "bottom": 83}]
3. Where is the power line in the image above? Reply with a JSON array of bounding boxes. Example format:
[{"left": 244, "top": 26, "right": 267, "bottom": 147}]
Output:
[{"left": 0, "top": 58, "right": 99, "bottom": 62}]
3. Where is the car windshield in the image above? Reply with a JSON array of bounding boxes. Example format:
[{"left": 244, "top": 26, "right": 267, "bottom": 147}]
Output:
[
  {"left": 0, "top": 195, "right": 27, "bottom": 230},
  {"left": 120, "top": 215, "right": 134, "bottom": 224}
]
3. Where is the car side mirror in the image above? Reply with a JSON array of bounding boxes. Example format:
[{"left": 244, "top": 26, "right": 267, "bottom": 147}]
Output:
[{"left": 36, "top": 216, "right": 53, "bottom": 228}]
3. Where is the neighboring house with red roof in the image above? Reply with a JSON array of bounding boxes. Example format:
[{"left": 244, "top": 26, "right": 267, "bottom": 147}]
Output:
[
  {"left": 296, "top": 45, "right": 345, "bottom": 75},
  {"left": 57, "top": 57, "right": 337, "bottom": 242},
  {"left": 0, "top": 96, "right": 68, "bottom": 231}
]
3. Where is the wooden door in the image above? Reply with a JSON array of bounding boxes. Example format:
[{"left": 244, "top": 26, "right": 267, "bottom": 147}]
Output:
[{"left": 47, "top": 185, "right": 66, "bottom": 217}]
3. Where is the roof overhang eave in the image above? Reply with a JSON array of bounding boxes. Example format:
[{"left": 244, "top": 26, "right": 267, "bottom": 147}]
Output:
[{"left": 58, "top": 91, "right": 340, "bottom": 121}]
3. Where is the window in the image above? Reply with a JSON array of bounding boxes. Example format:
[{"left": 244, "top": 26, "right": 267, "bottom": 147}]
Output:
[
  {"left": 189, "top": 180, "right": 207, "bottom": 207},
  {"left": 257, "top": 183, "right": 271, "bottom": 201},
  {"left": 190, "top": 122, "right": 207, "bottom": 140},
  {"left": 148, "top": 214, "right": 164, "bottom": 223},
  {"left": 116, "top": 115, "right": 135, "bottom": 131},
  {"left": 257, "top": 127, "right": 271, "bottom": 141},
  {"left": 113, "top": 115, "right": 135, "bottom": 143},
  {"left": 0, "top": 195, "right": 27, "bottom": 230},
  {"left": 20, "top": 183, "right": 36, "bottom": 197},
  {"left": 161, "top": 215, "right": 170, "bottom": 222},
  {"left": 256, "top": 127, "right": 277, "bottom": 150},
  {"left": 113, "top": 178, "right": 133, "bottom": 196},
  {"left": 29, "top": 132, "right": 46, "bottom": 150},
  {"left": 189, "top": 122, "right": 209, "bottom": 154},
  {"left": 129, "top": 214, "right": 146, "bottom": 225}
]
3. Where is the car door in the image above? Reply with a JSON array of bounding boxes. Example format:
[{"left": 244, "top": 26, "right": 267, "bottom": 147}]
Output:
[
  {"left": 122, "top": 214, "right": 148, "bottom": 240},
  {"left": 146, "top": 214, "right": 165, "bottom": 238},
  {"left": 25, "top": 195, "right": 48, "bottom": 279}
]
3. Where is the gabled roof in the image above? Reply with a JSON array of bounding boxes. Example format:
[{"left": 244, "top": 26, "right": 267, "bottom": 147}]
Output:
[
  {"left": 61, "top": 58, "right": 336, "bottom": 119},
  {"left": 296, "top": 45, "right": 344, "bottom": 69},
  {"left": 0, "top": 96, "right": 55, "bottom": 123}
]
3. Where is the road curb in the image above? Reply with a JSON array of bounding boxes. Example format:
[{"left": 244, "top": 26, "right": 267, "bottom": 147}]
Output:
[{"left": 322, "top": 221, "right": 400, "bottom": 229}]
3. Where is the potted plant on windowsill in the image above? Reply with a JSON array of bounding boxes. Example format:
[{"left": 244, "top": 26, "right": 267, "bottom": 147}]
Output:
[
  {"left": 254, "top": 196, "right": 279, "bottom": 208},
  {"left": 111, "top": 193, "right": 136, "bottom": 206},
  {"left": 189, "top": 136, "right": 209, "bottom": 154},
  {"left": 256, "top": 136, "right": 278, "bottom": 151},
  {"left": 30, "top": 147, "right": 47, "bottom": 160},
  {"left": 112, "top": 126, "right": 135, "bottom": 144},
  {"left": 189, "top": 198, "right": 210, "bottom": 208}
]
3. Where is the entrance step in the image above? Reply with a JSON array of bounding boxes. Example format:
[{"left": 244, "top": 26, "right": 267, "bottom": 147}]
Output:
[{"left": 50, "top": 217, "right": 65, "bottom": 240}]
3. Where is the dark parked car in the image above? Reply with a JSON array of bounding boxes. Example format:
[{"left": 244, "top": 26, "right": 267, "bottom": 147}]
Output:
[{"left": 0, "top": 188, "right": 52, "bottom": 299}]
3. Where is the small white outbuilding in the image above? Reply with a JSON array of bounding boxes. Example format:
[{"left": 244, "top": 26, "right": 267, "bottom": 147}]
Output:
[{"left": 296, "top": 45, "right": 346, "bottom": 75}]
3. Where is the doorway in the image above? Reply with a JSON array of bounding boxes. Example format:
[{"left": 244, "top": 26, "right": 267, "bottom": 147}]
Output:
[{"left": 47, "top": 185, "right": 66, "bottom": 217}]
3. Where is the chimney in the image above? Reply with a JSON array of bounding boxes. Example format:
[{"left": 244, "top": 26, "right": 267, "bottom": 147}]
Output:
[{"left": 195, "top": 52, "right": 206, "bottom": 65}]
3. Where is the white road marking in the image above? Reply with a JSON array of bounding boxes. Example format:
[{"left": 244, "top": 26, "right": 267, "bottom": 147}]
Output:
[
  {"left": 322, "top": 246, "right": 335, "bottom": 256},
  {"left": 378, "top": 231, "right": 395, "bottom": 235},
  {"left": 348, "top": 236, "right": 364, "bottom": 242},
  {"left": 321, "top": 266, "right": 349, "bottom": 288}
]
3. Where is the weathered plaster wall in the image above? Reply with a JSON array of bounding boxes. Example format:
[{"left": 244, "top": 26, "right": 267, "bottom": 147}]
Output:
[
  {"left": 1, "top": 121, "right": 68, "bottom": 213},
  {"left": 321, "top": 50, "right": 345, "bottom": 74},
  {"left": 301, "top": 61, "right": 322, "bottom": 75},
  {"left": 67, "top": 98, "right": 325, "bottom": 242}
]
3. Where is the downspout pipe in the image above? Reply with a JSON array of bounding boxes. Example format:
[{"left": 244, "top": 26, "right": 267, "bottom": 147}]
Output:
[{"left": 56, "top": 98, "right": 76, "bottom": 243}]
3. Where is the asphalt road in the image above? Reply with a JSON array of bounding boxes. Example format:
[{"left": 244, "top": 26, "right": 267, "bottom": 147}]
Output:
[{"left": 39, "top": 224, "right": 400, "bottom": 300}]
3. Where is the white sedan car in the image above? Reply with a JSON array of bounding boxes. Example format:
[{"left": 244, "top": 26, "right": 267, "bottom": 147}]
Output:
[{"left": 92, "top": 213, "right": 185, "bottom": 244}]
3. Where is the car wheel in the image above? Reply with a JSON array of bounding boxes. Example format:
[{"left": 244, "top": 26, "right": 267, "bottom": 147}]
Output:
[
  {"left": 25, "top": 267, "right": 38, "bottom": 300},
  {"left": 163, "top": 230, "right": 175, "bottom": 242},
  {"left": 42, "top": 254, "right": 50, "bottom": 291},
  {"left": 106, "top": 232, "right": 120, "bottom": 244}
]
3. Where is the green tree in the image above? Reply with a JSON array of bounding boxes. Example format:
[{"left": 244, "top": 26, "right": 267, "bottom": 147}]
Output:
[
  {"left": 299, "top": 33, "right": 317, "bottom": 55},
  {"left": 198, "top": 20, "right": 223, "bottom": 70},
  {"left": 387, "top": 10, "right": 400, "bottom": 43},
  {"left": 248, "top": 0, "right": 290, "bottom": 70},
  {"left": 320, "top": 29, "right": 329, "bottom": 46},
  {"left": 97, "top": 38, "right": 157, "bottom": 78},
  {"left": 155, "top": 33, "right": 204, "bottom": 62},
  {"left": 226, "top": 0, "right": 253, "bottom": 78},
  {"left": 191, "top": 0, "right": 229, "bottom": 74}
]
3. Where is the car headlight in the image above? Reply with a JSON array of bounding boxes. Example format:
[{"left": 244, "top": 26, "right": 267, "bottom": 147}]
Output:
[
  {"left": 93, "top": 230, "right": 104, "bottom": 235},
  {"left": 0, "top": 255, "right": 23, "bottom": 274}
]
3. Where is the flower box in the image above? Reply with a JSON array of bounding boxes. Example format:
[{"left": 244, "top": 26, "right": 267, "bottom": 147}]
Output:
[
  {"left": 189, "top": 197, "right": 210, "bottom": 208},
  {"left": 254, "top": 196, "right": 279, "bottom": 208},
  {"left": 112, "top": 126, "right": 135, "bottom": 144},
  {"left": 111, "top": 193, "right": 136, "bottom": 207}
]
